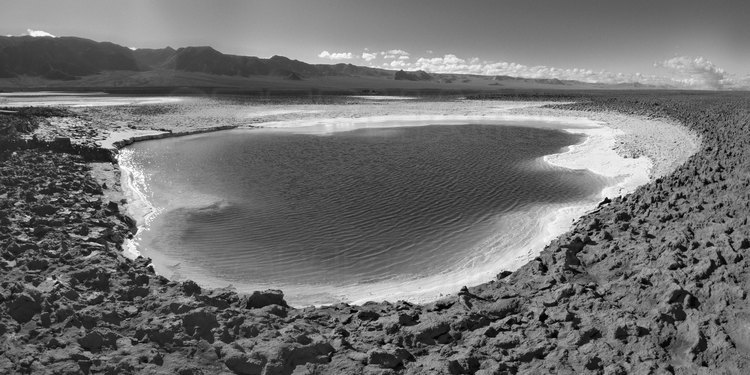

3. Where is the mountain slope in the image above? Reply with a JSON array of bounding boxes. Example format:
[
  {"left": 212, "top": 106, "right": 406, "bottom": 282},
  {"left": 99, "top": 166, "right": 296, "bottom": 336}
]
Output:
[
  {"left": 0, "top": 35, "right": 653, "bottom": 91},
  {"left": 0, "top": 36, "right": 139, "bottom": 79}
]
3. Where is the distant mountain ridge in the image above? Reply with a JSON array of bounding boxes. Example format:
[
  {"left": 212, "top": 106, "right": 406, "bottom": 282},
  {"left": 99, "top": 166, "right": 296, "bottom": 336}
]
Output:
[
  {"left": 0, "top": 36, "right": 402, "bottom": 81},
  {"left": 0, "top": 35, "right": 660, "bottom": 91},
  {"left": 0, "top": 36, "right": 138, "bottom": 80}
]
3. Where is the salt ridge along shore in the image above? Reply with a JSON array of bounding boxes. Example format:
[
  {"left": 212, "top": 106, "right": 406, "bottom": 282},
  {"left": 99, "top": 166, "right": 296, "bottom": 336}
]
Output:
[
  {"left": 4, "top": 93, "right": 750, "bottom": 374},
  {"left": 111, "top": 100, "right": 698, "bottom": 306}
]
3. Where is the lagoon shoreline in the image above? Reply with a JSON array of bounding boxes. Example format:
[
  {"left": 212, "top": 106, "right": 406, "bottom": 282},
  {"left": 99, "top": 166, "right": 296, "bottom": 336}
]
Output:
[
  {"left": 2, "top": 93, "right": 748, "bottom": 374},
  {"left": 111, "top": 99, "right": 696, "bottom": 306}
]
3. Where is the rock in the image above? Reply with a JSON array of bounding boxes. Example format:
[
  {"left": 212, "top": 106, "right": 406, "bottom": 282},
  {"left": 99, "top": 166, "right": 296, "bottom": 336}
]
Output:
[
  {"left": 398, "top": 312, "right": 418, "bottom": 326},
  {"left": 182, "top": 308, "right": 219, "bottom": 341},
  {"left": 182, "top": 280, "right": 202, "bottom": 296},
  {"left": 483, "top": 298, "right": 520, "bottom": 319},
  {"left": 71, "top": 267, "right": 110, "bottom": 290},
  {"left": 357, "top": 310, "right": 381, "bottom": 321},
  {"left": 244, "top": 289, "right": 288, "bottom": 309},
  {"left": 365, "top": 345, "right": 412, "bottom": 369},
  {"left": 198, "top": 287, "right": 239, "bottom": 309},
  {"left": 405, "top": 316, "right": 452, "bottom": 345},
  {"left": 7, "top": 292, "right": 42, "bottom": 323},
  {"left": 224, "top": 350, "right": 266, "bottom": 375},
  {"left": 78, "top": 331, "right": 105, "bottom": 351},
  {"left": 347, "top": 351, "right": 369, "bottom": 364},
  {"left": 496, "top": 270, "right": 512, "bottom": 280},
  {"left": 367, "top": 348, "right": 401, "bottom": 369},
  {"left": 447, "top": 350, "right": 480, "bottom": 374}
]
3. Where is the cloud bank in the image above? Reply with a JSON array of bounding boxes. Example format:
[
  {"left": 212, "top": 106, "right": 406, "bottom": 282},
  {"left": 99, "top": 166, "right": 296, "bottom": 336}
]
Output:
[
  {"left": 655, "top": 56, "right": 729, "bottom": 90},
  {"left": 317, "top": 49, "right": 747, "bottom": 90},
  {"left": 361, "top": 52, "right": 377, "bottom": 62},
  {"left": 25, "top": 29, "right": 56, "bottom": 38},
  {"left": 6, "top": 29, "right": 57, "bottom": 38},
  {"left": 317, "top": 50, "right": 353, "bottom": 60}
]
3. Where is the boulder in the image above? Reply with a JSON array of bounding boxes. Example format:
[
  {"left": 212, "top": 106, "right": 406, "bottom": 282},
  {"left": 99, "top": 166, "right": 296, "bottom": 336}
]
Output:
[
  {"left": 405, "top": 316, "right": 452, "bottom": 345},
  {"left": 7, "top": 292, "right": 42, "bottom": 323},
  {"left": 367, "top": 345, "right": 413, "bottom": 369},
  {"left": 78, "top": 331, "right": 104, "bottom": 351},
  {"left": 244, "top": 289, "right": 288, "bottom": 309},
  {"left": 483, "top": 298, "right": 520, "bottom": 319},
  {"left": 182, "top": 308, "right": 219, "bottom": 341},
  {"left": 224, "top": 351, "right": 265, "bottom": 375},
  {"left": 367, "top": 348, "right": 401, "bottom": 369}
]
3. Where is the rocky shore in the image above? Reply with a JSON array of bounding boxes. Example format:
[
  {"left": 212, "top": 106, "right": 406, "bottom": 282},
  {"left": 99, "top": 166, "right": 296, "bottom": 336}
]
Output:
[{"left": 2, "top": 93, "right": 750, "bottom": 374}]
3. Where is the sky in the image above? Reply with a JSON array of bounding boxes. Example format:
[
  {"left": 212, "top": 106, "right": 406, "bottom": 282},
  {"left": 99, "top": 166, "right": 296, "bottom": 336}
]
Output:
[{"left": 2, "top": 0, "right": 749, "bottom": 89}]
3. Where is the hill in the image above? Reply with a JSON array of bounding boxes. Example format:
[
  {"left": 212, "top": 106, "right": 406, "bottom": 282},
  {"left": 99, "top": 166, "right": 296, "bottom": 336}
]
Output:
[{"left": 0, "top": 35, "right": 648, "bottom": 92}]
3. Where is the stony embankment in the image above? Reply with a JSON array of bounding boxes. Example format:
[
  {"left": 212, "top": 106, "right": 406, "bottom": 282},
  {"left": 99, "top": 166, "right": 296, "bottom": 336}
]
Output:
[{"left": 2, "top": 93, "right": 750, "bottom": 374}]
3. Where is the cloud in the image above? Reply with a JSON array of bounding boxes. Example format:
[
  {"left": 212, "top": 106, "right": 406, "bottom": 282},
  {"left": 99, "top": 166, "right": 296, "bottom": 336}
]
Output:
[
  {"left": 382, "top": 49, "right": 411, "bottom": 59},
  {"left": 320, "top": 48, "right": 748, "bottom": 90},
  {"left": 361, "top": 52, "right": 377, "bottom": 61},
  {"left": 7, "top": 29, "right": 57, "bottom": 38},
  {"left": 387, "top": 60, "right": 408, "bottom": 68},
  {"left": 655, "top": 56, "right": 729, "bottom": 89},
  {"left": 25, "top": 29, "right": 56, "bottom": 38},
  {"left": 318, "top": 50, "right": 353, "bottom": 60},
  {"left": 386, "top": 49, "right": 409, "bottom": 56},
  {"left": 385, "top": 53, "right": 675, "bottom": 87}
]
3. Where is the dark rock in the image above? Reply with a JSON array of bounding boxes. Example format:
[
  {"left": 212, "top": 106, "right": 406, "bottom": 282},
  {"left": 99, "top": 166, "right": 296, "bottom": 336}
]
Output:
[
  {"left": 78, "top": 331, "right": 105, "bottom": 351},
  {"left": 182, "top": 280, "right": 202, "bottom": 296},
  {"left": 367, "top": 348, "right": 401, "bottom": 369},
  {"left": 483, "top": 298, "right": 520, "bottom": 319},
  {"left": 358, "top": 310, "right": 381, "bottom": 321},
  {"left": 198, "top": 287, "right": 239, "bottom": 309},
  {"left": 405, "top": 316, "right": 452, "bottom": 345},
  {"left": 496, "top": 270, "right": 512, "bottom": 280},
  {"left": 7, "top": 292, "right": 42, "bottom": 323},
  {"left": 398, "top": 312, "right": 418, "bottom": 326},
  {"left": 224, "top": 351, "right": 265, "bottom": 375},
  {"left": 243, "top": 289, "right": 288, "bottom": 309},
  {"left": 182, "top": 309, "right": 219, "bottom": 341},
  {"left": 367, "top": 345, "right": 413, "bottom": 369}
]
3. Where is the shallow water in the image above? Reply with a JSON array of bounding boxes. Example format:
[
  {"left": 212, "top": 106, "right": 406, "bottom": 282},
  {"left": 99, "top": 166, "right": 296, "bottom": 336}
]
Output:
[{"left": 122, "top": 123, "right": 609, "bottom": 305}]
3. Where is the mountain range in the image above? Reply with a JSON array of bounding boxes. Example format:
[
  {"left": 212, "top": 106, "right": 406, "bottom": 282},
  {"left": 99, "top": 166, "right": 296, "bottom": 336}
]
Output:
[{"left": 0, "top": 35, "right": 651, "bottom": 92}]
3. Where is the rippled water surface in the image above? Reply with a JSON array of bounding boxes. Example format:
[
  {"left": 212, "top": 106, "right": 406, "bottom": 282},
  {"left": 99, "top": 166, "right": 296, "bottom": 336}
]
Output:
[{"left": 124, "top": 124, "right": 608, "bottom": 303}]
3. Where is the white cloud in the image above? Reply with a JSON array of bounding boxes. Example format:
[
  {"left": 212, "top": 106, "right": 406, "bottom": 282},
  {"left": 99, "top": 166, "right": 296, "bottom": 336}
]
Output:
[
  {"left": 381, "top": 49, "right": 411, "bottom": 59},
  {"left": 655, "top": 56, "right": 729, "bottom": 89},
  {"left": 318, "top": 50, "right": 353, "bottom": 60},
  {"left": 361, "top": 52, "right": 377, "bottom": 61},
  {"left": 383, "top": 53, "right": 680, "bottom": 88},
  {"left": 388, "top": 60, "right": 408, "bottom": 68},
  {"left": 25, "top": 29, "right": 56, "bottom": 38},
  {"left": 322, "top": 48, "right": 749, "bottom": 90},
  {"left": 386, "top": 49, "right": 409, "bottom": 56}
]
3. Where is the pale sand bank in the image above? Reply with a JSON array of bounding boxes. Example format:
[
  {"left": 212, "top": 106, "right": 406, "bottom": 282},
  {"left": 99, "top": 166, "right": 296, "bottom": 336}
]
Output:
[
  {"left": 115, "top": 100, "right": 699, "bottom": 306},
  {"left": 0, "top": 95, "right": 187, "bottom": 107}
]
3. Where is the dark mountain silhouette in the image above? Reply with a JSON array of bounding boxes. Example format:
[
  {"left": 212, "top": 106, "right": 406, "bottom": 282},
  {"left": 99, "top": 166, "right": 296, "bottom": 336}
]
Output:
[
  {"left": 0, "top": 36, "right": 139, "bottom": 79},
  {"left": 0, "top": 35, "right": 645, "bottom": 90},
  {"left": 285, "top": 72, "right": 303, "bottom": 81},
  {"left": 395, "top": 69, "right": 433, "bottom": 81},
  {"left": 131, "top": 47, "right": 176, "bottom": 70},
  {"left": 493, "top": 75, "right": 569, "bottom": 85}
]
